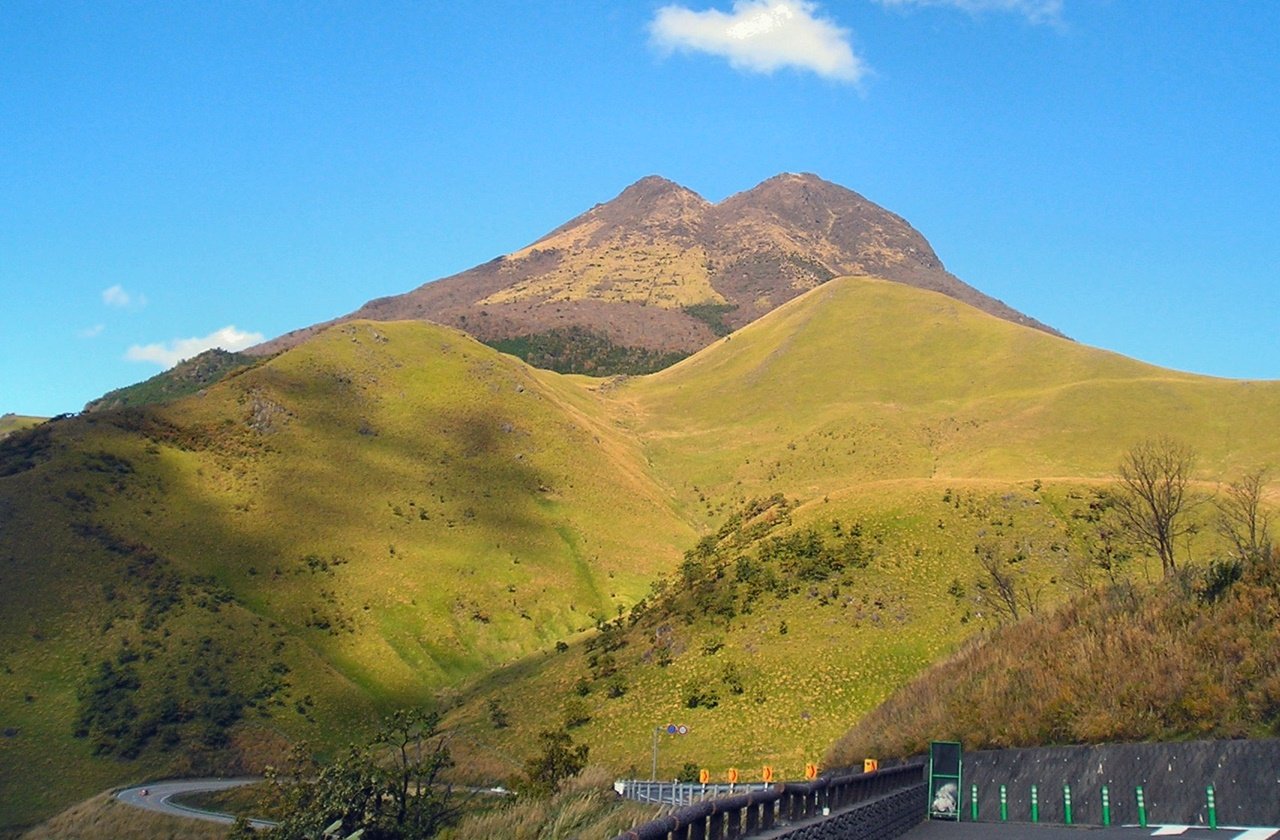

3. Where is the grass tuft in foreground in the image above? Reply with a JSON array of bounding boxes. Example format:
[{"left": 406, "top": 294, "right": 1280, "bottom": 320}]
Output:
[{"left": 441, "top": 766, "right": 658, "bottom": 840}]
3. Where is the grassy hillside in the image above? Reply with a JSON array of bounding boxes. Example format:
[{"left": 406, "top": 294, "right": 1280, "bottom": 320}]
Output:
[
  {"left": 0, "top": 322, "right": 694, "bottom": 830},
  {"left": 438, "top": 277, "right": 1280, "bottom": 783},
  {"left": 619, "top": 277, "right": 1280, "bottom": 512},
  {"left": 2, "top": 276, "right": 1278, "bottom": 831},
  {"left": 826, "top": 546, "right": 1280, "bottom": 765},
  {"left": 441, "top": 476, "right": 1268, "bottom": 785},
  {"left": 0, "top": 414, "right": 44, "bottom": 441},
  {"left": 82, "top": 349, "right": 261, "bottom": 413}
]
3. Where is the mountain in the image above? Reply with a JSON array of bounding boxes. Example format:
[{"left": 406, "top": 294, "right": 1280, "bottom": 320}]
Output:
[
  {"left": 3, "top": 281, "right": 1277, "bottom": 827},
  {"left": 82, "top": 349, "right": 260, "bottom": 413},
  {"left": 252, "top": 174, "right": 1061, "bottom": 373}
]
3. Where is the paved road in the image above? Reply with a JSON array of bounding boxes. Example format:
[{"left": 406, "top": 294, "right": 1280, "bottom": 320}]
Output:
[
  {"left": 905, "top": 822, "right": 1280, "bottom": 839},
  {"left": 115, "top": 778, "right": 276, "bottom": 829}
]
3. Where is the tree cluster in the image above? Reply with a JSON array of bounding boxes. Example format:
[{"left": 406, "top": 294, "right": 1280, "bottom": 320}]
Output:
[{"left": 259, "top": 709, "right": 458, "bottom": 840}]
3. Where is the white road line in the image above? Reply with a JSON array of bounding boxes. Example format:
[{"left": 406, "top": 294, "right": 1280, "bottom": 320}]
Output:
[{"left": 1148, "top": 827, "right": 1279, "bottom": 839}]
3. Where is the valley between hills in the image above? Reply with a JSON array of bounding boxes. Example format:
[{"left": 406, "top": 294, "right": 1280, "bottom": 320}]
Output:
[{"left": 3, "top": 177, "right": 1279, "bottom": 836}]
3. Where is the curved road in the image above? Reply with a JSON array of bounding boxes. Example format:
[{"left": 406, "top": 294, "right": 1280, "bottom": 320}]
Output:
[{"left": 115, "top": 778, "right": 276, "bottom": 829}]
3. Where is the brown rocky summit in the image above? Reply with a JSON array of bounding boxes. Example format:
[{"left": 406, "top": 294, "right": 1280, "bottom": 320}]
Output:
[{"left": 253, "top": 173, "right": 1060, "bottom": 372}]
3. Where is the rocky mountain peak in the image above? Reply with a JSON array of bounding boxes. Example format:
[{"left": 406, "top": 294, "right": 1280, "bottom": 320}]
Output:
[{"left": 253, "top": 173, "right": 1061, "bottom": 369}]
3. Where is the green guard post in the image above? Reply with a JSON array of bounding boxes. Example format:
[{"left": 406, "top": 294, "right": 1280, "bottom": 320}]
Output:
[
  {"left": 1207, "top": 785, "right": 1217, "bottom": 830},
  {"left": 1000, "top": 784, "right": 1008, "bottom": 822},
  {"left": 1063, "top": 784, "right": 1073, "bottom": 825},
  {"left": 1101, "top": 785, "right": 1111, "bottom": 826},
  {"left": 1136, "top": 786, "right": 1147, "bottom": 828},
  {"left": 1031, "top": 784, "right": 1039, "bottom": 823},
  {"left": 971, "top": 783, "right": 978, "bottom": 822}
]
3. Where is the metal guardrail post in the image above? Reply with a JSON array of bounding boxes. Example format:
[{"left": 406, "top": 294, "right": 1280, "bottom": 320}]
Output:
[{"left": 708, "top": 810, "right": 724, "bottom": 839}]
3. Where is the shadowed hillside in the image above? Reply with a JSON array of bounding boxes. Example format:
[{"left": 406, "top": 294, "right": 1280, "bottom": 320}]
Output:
[{"left": 0, "top": 321, "right": 695, "bottom": 830}]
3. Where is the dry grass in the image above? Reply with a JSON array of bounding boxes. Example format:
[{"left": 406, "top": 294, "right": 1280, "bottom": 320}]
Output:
[
  {"left": 19, "top": 793, "right": 229, "bottom": 840},
  {"left": 443, "top": 767, "right": 658, "bottom": 840},
  {"left": 826, "top": 548, "right": 1280, "bottom": 765}
]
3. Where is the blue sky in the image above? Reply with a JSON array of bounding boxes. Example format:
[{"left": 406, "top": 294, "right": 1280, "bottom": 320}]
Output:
[{"left": 3, "top": 1, "right": 1278, "bottom": 417}]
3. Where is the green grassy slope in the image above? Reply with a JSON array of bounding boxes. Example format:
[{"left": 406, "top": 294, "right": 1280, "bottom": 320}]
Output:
[
  {"left": 82, "top": 349, "right": 261, "bottom": 413},
  {"left": 2, "top": 277, "right": 1278, "bottom": 829},
  {"left": 0, "top": 322, "right": 695, "bottom": 830},
  {"left": 620, "top": 277, "right": 1280, "bottom": 507},
  {"left": 0, "top": 414, "right": 45, "bottom": 440},
  {"left": 440, "top": 277, "right": 1280, "bottom": 784}
]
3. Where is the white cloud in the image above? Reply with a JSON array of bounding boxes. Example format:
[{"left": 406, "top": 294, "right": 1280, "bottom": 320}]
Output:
[
  {"left": 79, "top": 324, "right": 105, "bottom": 339},
  {"left": 125, "top": 325, "right": 264, "bottom": 368},
  {"left": 650, "top": 0, "right": 866, "bottom": 83},
  {"left": 102, "top": 284, "right": 146, "bottom": 308},
  {"left": 875, "top": 0, "right": 1063, "bottom": 25}
]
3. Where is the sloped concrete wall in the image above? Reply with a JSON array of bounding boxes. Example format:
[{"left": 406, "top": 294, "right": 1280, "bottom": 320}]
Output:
[
  {"left": 961, "top": 739, "right": 1280, "bottom": 827},
  {"left": 766, "top": 784, "right": 926, "bottom": 840}
]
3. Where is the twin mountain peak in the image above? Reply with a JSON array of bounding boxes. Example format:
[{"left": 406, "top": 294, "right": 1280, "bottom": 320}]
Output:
[{"left": 256, "top": 172, "right": 1061, "bottom": 375}]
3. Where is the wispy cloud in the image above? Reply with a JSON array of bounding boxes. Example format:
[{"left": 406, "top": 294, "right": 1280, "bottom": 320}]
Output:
[
  {"left": 102, "top": 284, "right": 147, "bottom": 309},
  {"left": 875, "top": 0, "right": 1063, "bottom": 25},
  {"left": 125, "top": 325, "right": 263, "bottom": 368},
  {"left": 650, "top": 0, "right": 866, "bottom": 83},
  {"left": 79, "top": 324, "right": 105, "bottom": 339}
]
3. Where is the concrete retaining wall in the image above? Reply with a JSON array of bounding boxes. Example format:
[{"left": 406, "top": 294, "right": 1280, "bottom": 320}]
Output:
[{"left": 962, "top": 739, "right": 1280, "bottom": 827}]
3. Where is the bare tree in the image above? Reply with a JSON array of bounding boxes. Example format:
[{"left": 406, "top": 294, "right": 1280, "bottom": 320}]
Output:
[
  {"left": 1113, "top": 437, "right": 1198, "bottom": 578},
  {"left": 1217, "top": 467, "right": 1272, "bottom": 564},
  {"left": 973, "top": 540, "right": 1042, "bottom": 623}
]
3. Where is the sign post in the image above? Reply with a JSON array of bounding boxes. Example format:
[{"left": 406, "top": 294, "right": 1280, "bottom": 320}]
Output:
[
  {"left": 650, "top": 723, "right": 688, "bottom": 781},
  {"left": 928, "top": 741, "right": 963, "bottom": 821}
]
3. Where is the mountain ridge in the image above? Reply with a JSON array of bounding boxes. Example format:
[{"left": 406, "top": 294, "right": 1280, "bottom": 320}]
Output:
[{"left": 251, "top": 173, "right": 1063, "bottom": 371}]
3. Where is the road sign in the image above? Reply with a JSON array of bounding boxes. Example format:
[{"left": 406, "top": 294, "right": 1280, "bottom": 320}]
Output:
[
  {"left": 727, "top": 768, "right": 739, "bottom": 784},
  {"left": 699, "top": 768, "right": 710, "bottom": 784},
  {"left": 804, "top": 762, "right": 818, "bottom": 780},
  {"left": 677, "top": 725, "right": 688, "bottom": 735},
  {"left": 762, "top": 765, "right": 774, "bottom": 783}
]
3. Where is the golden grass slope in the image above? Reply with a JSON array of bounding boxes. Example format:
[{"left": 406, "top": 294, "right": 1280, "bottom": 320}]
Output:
[
  {"left": 17, "top": 792, "right": 229, "bottom": 840},
  {"left": 618, "top": 276, "right": 1280, "bottom": 510}
]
